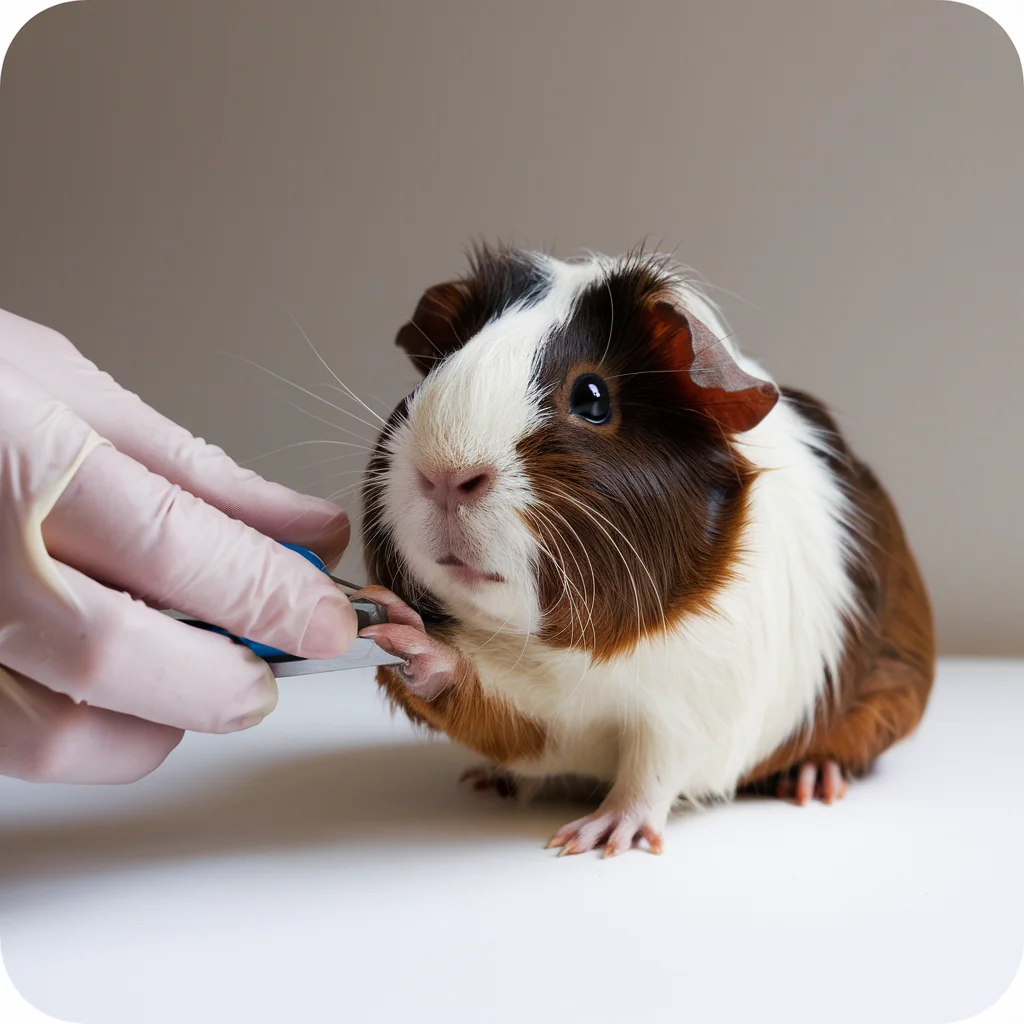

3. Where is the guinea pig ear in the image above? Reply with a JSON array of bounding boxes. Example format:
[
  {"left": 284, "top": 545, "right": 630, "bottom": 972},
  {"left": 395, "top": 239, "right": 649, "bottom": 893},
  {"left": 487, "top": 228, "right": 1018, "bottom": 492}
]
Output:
[
  {"left": 394, "top": 281, "right": 473, "bottom": 376},
  {"left": 647, "top": 301, "right": 780, "bottom": 433}
]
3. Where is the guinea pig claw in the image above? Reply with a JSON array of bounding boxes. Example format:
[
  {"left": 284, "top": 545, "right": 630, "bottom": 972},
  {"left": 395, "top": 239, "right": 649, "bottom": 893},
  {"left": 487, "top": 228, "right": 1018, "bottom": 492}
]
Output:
[
  {"left": 796, "top": 763, "right": 819, "bottom": 806},
  {"left": 637, "top": 826, "right": 664, "bottom": 855},
  {"left": 820, "top": 760, "right": 847, "bottom": 803}
]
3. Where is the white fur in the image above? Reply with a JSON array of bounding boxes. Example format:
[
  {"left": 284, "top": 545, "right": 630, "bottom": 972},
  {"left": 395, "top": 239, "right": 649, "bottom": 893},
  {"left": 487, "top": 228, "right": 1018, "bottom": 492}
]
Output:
[{"left": 380, "top": 253, "right": 859, "bottom": 813}]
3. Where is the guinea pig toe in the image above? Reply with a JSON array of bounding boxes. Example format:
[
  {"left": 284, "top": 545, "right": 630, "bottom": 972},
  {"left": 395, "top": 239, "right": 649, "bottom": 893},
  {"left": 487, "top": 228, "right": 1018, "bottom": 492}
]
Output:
[
  {"left": 352, "top": 586, "right": 426, "bottom": 632},
  {"left": 818, "top": 760, "right": 847, "bottom": 803}
]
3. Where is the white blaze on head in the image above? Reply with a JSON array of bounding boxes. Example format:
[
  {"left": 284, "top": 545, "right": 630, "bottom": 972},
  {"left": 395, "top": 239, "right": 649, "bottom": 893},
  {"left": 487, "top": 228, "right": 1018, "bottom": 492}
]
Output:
[
  {"left": 382, "top": 256, "right": 606, "bottom": 630},
  {"left": 408, "top": 302, "right": 551, "bottom": 479}
]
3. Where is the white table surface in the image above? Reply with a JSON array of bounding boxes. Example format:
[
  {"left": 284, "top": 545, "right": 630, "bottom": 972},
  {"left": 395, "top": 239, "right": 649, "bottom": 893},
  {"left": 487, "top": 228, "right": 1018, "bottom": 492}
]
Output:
[{"left": 1, "top": 657, "right": 1022, "bottom": 1024}]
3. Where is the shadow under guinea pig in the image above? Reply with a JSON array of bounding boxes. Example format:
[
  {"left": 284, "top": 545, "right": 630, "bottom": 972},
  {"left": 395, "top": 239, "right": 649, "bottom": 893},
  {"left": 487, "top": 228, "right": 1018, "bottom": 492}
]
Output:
[{"left": 0, "top": 741, "right": 602, "bottom": 889}]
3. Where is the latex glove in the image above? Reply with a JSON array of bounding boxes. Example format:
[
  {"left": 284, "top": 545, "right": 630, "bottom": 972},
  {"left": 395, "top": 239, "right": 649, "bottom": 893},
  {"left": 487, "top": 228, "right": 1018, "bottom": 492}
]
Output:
[{"left": 0, "top": 308, "right": 358, "bottom": 784}]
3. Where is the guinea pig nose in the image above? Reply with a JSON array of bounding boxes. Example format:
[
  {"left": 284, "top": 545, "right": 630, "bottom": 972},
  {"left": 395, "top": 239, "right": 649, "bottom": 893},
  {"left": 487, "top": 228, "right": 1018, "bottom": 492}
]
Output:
[
  {"left": 417, "top": 465, "right": 496, "bottom": 509},
  {"left": 452, "top": 466, "right": 495, "bottom": 497}
]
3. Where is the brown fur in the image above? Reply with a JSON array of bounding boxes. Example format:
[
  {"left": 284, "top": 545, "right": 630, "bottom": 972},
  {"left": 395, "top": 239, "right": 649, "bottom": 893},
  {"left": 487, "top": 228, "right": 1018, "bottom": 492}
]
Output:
[
  {"left": 514, "top": 274, "right": 778, "bottom": 662},
  {"left": 375, "top": 644, "right": 547, "bottom": 765},
  {"left": 516, "top": 423, "right": 759, "bottom": 663}
]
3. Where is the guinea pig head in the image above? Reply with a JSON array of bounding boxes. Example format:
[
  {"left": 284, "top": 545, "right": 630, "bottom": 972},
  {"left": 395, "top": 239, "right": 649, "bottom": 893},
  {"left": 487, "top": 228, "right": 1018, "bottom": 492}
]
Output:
[{"left": 364, "top": 246, "right": 779, "bottom": 659}]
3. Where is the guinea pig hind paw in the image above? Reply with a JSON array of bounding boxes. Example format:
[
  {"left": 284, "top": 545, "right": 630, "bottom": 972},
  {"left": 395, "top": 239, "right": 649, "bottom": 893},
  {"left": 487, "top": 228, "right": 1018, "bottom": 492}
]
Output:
[
  {"left": 459, "top": 765, "right": 519, "bottom": 799},
  {"left": 775, "top": 759, "right": 847, "bottom": 806}
]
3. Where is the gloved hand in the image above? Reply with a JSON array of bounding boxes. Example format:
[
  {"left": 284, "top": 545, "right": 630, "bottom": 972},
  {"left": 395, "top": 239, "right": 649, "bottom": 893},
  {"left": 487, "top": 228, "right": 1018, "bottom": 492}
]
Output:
[{"left": 0, "top": 307, "right": 358, "bottom": 784}]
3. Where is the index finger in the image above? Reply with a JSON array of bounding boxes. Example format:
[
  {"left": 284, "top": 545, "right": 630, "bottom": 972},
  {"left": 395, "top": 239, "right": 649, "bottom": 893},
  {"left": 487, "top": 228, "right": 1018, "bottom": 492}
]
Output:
[{"left": 43, "top": 445, "right": 358, "bottom": 660}]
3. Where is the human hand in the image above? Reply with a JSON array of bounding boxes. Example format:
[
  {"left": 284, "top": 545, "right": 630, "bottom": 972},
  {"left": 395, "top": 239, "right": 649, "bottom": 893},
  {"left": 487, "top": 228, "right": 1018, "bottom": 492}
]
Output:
[{"left": 0, "top": 308, "right": 357, "bottom": 783}]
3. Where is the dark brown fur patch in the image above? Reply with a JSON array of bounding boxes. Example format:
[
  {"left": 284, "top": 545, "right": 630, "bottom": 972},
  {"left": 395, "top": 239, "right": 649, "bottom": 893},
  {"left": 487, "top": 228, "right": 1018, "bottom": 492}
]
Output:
[
  {"left": 515, "top": 261, "right": 775, "bottom": 661},
  {"left": 516, "top": 428, "right": 756, "bottom": 662},
  {"left": 394, "top": 243, "right": 551, "bottom": 375}
]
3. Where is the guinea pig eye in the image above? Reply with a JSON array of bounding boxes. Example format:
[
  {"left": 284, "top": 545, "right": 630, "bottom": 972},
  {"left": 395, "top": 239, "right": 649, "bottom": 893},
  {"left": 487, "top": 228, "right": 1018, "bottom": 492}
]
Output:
[{"left": 568, "top": 373, "right": 612, "bottom": 424}]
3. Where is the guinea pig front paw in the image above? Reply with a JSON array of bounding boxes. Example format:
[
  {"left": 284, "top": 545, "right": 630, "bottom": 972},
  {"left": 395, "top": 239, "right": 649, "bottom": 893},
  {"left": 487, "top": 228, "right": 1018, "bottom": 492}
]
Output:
[
  {"left": 546, "top": 801, "right": 666, "bottom": 859},
  {"left": 352, "top": 586, "right": 458, "bottom": 701},
  {"left": 365, "top": 629, "right": 457, "bottom": 701},
  {"left": 775, "top": 759, "right": 847, "bottom": 806}
]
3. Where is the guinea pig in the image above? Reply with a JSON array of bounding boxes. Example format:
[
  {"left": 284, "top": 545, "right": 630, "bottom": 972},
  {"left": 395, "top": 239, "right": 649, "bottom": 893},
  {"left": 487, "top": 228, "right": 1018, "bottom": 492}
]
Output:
[{"left": 354, "top": 243, "right": 936, "bottom": 858}]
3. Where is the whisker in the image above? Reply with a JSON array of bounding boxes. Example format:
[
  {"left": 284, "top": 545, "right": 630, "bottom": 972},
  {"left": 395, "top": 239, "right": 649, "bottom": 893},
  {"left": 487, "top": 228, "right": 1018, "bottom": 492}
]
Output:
[
  {"left": 254, "top": 490, "right": 359, "bottom": 536},
  {"left": 528, "top": 505, "right": 586, "bottom": 650},
  {"left": 502, "top": 612, "right": 535, "bottom": 681},
  {"left": 283, "top": 306, "right": 390, "bottom": 427},
  {"left": 409, "top": 316, "right": 465, "bottom": 360},
  {"left": 557, "top": 487, "right": 673, "bottom": 677},
  {"left": 322, "top": 483, "right": 367, "bottom": 503},
  {"left": 576, "top": 491, "right": 669, "bottom": 631},
  {"left": 604, "top": 331, "right": 742, "bottom": 381},
  {"left": 298, "top": 467, "right": 390, "bottom": 492},
  {"left": 292, "top": 451, "right": 377, "bottom": 473},
  {"left": 474, "top": 585, "right": 528, "bottom": 653},
  {"left": 549, "top": 487, "right": 670, "bottom": 671},
  {"left": 238, "top": 438, "right": 378, "bottom": 465},
  {"left": 599, "top": 258, "right": 615, "bottom": 365},
  {"left": 218, "top": 352, "right": 383, "bottom": 436},
  {"left": 549, "top": 489, "right": 644, "bottom": 660},
  {"left": 311, "top": 382, "right": 394, "bottom": 419},
  {"left": 273, "top": 391, "right": 380, "bottom": 446},
  {"left": 527, "top": 503, "right": 597, "bottom": 710},
  {"left": 530, "top": 500, "right": 598, "bottom": 651}
]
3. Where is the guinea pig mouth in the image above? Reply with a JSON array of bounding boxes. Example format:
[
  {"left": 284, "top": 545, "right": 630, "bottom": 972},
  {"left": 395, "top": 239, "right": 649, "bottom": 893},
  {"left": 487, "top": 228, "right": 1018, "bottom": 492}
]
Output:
[{"left": 436, "top": 553, "right": 505, "bottom": 585}]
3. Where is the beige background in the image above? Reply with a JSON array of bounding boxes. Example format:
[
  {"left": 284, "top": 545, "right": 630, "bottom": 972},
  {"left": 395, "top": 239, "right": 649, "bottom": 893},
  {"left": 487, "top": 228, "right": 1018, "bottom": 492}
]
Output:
[{"left": 0, "top": 0, "right": 1020, "bottom": 654}]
